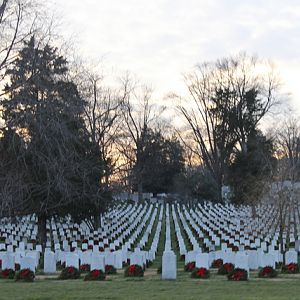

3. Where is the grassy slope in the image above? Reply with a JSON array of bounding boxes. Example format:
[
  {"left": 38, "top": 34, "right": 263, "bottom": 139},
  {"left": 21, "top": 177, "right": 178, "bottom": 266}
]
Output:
[{"left": 0, "top": 272, "right": 300, "bottom": 300}]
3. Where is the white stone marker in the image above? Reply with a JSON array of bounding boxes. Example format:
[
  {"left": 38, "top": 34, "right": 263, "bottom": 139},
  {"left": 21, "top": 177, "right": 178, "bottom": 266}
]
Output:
[
  {"left": 44, "top": 251, "right": 56, "bottom": 273},
  {"left": 91, "top": 253, "right": 105, "bottom": 271},
  {"left": 114, "top": 250, "right": 123, "bottom": 269},
  {"left": 162, "top": 250, "right": 176, "bottom": 280},
  {"left": 196, "top": 253, "right": 209, "bottom": 269},
  {"left": 248, "top": 250, "right": 259, "bottom": 270},
  {"left": 65, "top": 253, "right": 79, "bottom": 269},
  {"left": 2, "top": 253, "right": 15, "bottom": 270},
  {"left": 285, "top": 250, "right": 298, "bottom": 264},
  {"left": 20, "top": 256, "right": 35, "bottom": 272}
]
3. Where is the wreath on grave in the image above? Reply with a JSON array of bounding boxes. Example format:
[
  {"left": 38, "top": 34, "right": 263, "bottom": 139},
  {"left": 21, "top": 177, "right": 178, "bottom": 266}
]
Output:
[
  {"left": 15, "top": 268, "right": 35, "bottom": 282},
  {"left": 184, "top": 262, "right": 196, "bottom": 272},
  {"left": 59, "top": 266, "right": 80, "bottom": 280},
  {"left": 124, "top": 264, "right": 144, "bottom": 277},
  {"left": 84, "top": 269, "right": 106, "bottom": 281},
  {"left": 191, "top": 267, "right": 210, "bottom": 279},
  {"left": 0, "top": 268, "right": 15, "bottom": 279},
  {"left": 281, "top": 263, "right": 299, "bottom": 274},
  {"left": 80, "top": 264, "right": 90, "bottom": 273},
  {"left": 218, "top": 262, "right": 234, "bottom": 275},
  {"left": 211, "top": 259, "right": 223, "bottom": 269},
  {"left": 105, "top": 265, "right": 117, "bottom": 275},
  {"left": 227, "top": 268, "right": 248, "bottom": 281},
  {"left": 258, "top": 266, "right": 278, "bottom": 278}
]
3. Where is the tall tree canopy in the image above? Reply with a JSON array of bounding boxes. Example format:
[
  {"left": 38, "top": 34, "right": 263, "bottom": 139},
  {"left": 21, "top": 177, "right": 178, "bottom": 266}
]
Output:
[
  {"left": 0, "top": 37, "right": 110, "bottom": 246},
  {"left": 179, "top": 53, "right": 278, "bottom": 201},
  {"left": 131, "top": 128, "right": 185, "bottom": 194}
]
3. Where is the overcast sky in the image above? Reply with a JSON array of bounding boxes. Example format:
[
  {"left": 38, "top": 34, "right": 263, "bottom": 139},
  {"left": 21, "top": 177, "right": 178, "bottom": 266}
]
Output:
[{"left": 52, "top": 0, "right": 300, "bottom": 112}]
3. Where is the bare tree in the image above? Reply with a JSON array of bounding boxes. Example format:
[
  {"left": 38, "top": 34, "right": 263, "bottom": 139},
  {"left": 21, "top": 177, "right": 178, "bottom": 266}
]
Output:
[
  {"left": 76, "top": 69, "right": 126, "bottom": 186},
  {"left": 276, "top": 116, "right": 300, "bottom": 181},
  {"left": 118, "top": 78, "right": 165, "bottom": 200},
  {"left": 178, "top": 53, "right": 279, "bottom": 200},
  {"left": 0, "top": 0, "right": 40, "bottom": 85}
]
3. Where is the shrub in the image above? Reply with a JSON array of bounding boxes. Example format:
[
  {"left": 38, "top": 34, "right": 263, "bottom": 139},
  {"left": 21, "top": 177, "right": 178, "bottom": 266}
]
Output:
[
  {"left": 80, "top": 264, "right": 90, "bottom": 273},
  {"left": 227, "top": 268, "right": 248, "bottom": 281},
  {"left": 0, "top": 268, "right": 15, "bottom": 279},
  {"left": 15, "top": 268, "right": 35, "bottom": 282},
  {"left": 84, "top": 269, "right": 105, "bottom": 281},
  {"left": 124, "top": 264, "right": 144, "bottom": 277},
  {"left": 105, "top": 265, "right": 117, "bottom": 275},
  {"left": 218, "top": 263, "right": 234, "bottom": 275},
  {"left": 191, "top": 267, "right": 210, "bottom": 279},
  {"left": 184, "top": 262, "right": 196, "bottom": 272},
  {"left": 258, "top": 266, "right": 278, "bottom": 278},
  {"left": 59, "top": 266, "right": 80, "bottom": 280},
  {"left": 211, "top": 259, "right": 223, "bottom": 268}
]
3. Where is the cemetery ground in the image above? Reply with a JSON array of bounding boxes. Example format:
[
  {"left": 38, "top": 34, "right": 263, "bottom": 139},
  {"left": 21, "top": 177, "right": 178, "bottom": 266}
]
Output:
[
  {"left": 1, "top": 202, "right": 300, "bottom": 299},
  {"left": 1, "top": 243, "right": 300, "bottom": 300},
  {"left": 0, "top": 269, "right": 300, "bottom": 300}
]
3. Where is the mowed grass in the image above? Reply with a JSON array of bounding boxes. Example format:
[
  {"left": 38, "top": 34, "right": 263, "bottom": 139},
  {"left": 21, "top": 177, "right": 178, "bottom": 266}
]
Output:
[{"left": 0, "top": 270, "right": 300, "bottom": 300}]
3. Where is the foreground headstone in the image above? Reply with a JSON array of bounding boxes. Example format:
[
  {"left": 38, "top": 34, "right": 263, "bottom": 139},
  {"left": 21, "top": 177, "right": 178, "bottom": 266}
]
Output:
[
  {"left": 114, "top": 250, "right": 123, "bottom": 269},
  {"left": 91, "top": 253, "right": 105, "bottom": 271},
  {"left": 2, "top": 253, "right": 15, "bottom": 270},
  {"left": 65, "top": 253, "right": 79, "bottom": 269},
  {"left": 162, "top": 251, "right": 176, "bottom": 280},
  {"left": 44, "top": 251, "right": 56, "bottom": 273},
  {"left": 20, "top": 256, "right": 35, "bottom": 272},
  {"left": 195, "top": 253, "right": 209, "bottom": 269},
  {"left": 285, "top": 250, "right": 298, "bottom": 264}
]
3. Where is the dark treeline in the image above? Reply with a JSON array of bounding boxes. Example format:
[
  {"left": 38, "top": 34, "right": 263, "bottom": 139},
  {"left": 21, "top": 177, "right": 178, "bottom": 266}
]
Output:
[{"left": 0, "top": 0, "right": 299, "bottom": 245}]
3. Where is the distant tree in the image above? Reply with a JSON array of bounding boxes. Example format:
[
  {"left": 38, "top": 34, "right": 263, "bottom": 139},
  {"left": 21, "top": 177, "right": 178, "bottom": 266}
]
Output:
[
  {"left": 77, "top": 69, "right": 125, "bottom": 185},
  {"left": 1, "top": 37, "right": 110, "bottom": 246},
  {"left": 174, "top": 166, "right": 219, "bottom": 203},
  {"left": 131, "top": 128, "right": 185, "bottom": 194},
  {"left": 178, "top": 53, "right": 278, "bottom": 201},
  {"left": 118, "top": 81, "right": 165, "bottom": 200},
  {"left": 228, "top": 130, "right": 276, "bottom": 210},
  {"left": 275, "top": 117, "right": 300, "bottom": 181}
]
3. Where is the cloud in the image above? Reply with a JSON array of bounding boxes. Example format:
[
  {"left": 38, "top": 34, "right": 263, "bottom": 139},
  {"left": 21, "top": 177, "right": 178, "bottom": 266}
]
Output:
[{"left": 52, "top": 0, "right": 300, "bottom": 111}]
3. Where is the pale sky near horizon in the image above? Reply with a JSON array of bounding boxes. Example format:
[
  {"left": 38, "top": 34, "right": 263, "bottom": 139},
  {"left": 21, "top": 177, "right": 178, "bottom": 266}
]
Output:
[{"left": 52, "top": 0, "right": 300, "bottom": 114}]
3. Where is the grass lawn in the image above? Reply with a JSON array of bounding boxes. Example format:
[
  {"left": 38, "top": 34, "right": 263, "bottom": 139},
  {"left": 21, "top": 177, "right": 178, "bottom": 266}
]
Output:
[{"left": 0, "top": 270, "right": 300, "bottom": 300}]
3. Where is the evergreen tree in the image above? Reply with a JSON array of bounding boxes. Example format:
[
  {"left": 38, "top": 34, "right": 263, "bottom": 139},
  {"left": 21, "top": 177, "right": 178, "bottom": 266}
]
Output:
[
  {"left": 131, "top": 128, "right": 185, "bottom": 194},
  {"left": 228, "top": 130, "right": 276, "bottom": 207},
  {"left": 1, "top": 37, "right": 110, "bottom": 246}
]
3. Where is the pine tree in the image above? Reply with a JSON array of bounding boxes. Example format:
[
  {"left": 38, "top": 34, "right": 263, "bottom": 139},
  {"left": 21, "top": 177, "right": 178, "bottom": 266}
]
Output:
[{"left": 1, "top": 37, "right": 110, "bottom": 247}]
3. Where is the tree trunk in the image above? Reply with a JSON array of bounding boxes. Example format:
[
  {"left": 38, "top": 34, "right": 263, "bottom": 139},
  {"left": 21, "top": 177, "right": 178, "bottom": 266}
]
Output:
[
  {"left": 251, "top": 204, "right": 257, "bottom": 218},
  {"left": 138, "top": 181, "right": 143, "bottom": 202},
  {"left": 93, "top": 214, "right": 100, "bottom": 230},
  {"left": 38, "top": 213, "right": 47, "bottom": 250}
]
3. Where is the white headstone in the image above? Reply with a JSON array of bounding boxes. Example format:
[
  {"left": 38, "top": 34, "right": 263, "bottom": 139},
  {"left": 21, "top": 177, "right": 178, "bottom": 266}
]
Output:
[
  {"left": 90, "top": 253, "right": 105, "bottom": 271},
  {"left": 162, "top": 251, "right": 176, "bottom": 280},
  {"left": 20, "top": 256, "right": 35, "bottom": 272},
  {"left": 65, "top": 253, "right": 79, "bottom": 269},
  {"left": 2, "top": 253, "right": 15, "bottom": 270},
  {"left": 195, "top": 253, "right": 209, "bottom": 269},
  {"left": 44, "top": 251, "right": 56, "bottom": 273},
  {"left": 285, "top": 250, "right": 298, "bottom": 264}
]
